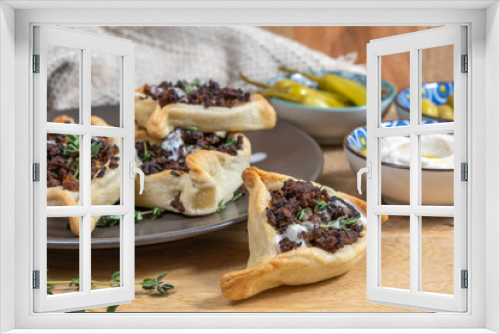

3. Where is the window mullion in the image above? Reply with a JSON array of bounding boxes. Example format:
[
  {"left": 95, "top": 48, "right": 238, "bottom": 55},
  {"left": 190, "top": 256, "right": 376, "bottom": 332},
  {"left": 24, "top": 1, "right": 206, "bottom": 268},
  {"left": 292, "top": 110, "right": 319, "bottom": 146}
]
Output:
[
  {"left": 409, "top": 47, "right": 421, "bottom": 295},
  {"left": 81, "top": 48, "right": 92, "bottom": 295}
]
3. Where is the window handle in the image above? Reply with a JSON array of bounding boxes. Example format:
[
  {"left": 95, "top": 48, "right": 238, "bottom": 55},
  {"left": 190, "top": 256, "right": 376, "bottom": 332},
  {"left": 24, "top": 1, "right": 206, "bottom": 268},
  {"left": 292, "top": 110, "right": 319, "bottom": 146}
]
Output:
[
  {"left": 129, "top": 162, "right": 145, "bottom": 195},
  {"left": 357, "top": 162, "right": 371, "bottom": 195}
]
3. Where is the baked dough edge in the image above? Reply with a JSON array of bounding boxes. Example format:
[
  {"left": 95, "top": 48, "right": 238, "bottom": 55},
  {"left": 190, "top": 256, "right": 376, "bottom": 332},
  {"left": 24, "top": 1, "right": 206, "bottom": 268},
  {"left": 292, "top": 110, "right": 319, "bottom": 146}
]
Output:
[{"left": 220, "top": 167, "right": 384, "bottom": 300}]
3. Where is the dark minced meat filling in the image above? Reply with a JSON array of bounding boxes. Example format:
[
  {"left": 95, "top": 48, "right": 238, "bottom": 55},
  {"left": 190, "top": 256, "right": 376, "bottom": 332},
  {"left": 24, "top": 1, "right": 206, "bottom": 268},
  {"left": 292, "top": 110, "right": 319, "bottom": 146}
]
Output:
[
  {"left": 266, "top": 179, "right": 364, "bottom": 254},
  {"left": 170, "top": 192, "right": 185, "bottom": 213},
  {"left": 136, "top": 127, "right": 244, "bottom": 175},
  {"left": 141, "top": 80, "right": 251, "bottom": 108},
  {"left": 47, "top": 134, "right": 120, "bottom": 192}
]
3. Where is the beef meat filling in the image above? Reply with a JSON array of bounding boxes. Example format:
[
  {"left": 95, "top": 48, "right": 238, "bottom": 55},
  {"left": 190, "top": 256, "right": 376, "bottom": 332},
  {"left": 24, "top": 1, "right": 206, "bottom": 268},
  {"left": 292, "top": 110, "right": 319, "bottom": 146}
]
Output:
[
  {"left": 142, "top": 80, "right": 250, "bottom": 108},
  {"left": 46, "top": 134, "right": 120, "bottom": 192},
  {"left": 136, "top": 127, "right": 244, "bottom": 175},
  {"left": 170, "top": 192, "right": 186, "bottom": 213},
  {"left": 267, "top": 179, "right": 364, "bottom": 254}
]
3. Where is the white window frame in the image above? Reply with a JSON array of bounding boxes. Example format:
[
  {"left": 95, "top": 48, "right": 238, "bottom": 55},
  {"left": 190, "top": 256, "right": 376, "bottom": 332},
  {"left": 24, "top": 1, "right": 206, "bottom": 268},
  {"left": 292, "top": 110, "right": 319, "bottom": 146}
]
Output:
[
  {"left": 0, "top": 1, "right": 498, "bottom": 333},
  {"left": 366, "top": 26, "right": 467, "bottom": 312},
  {"left": 33, "top": 25, "right": 136, "bottom": 313}
]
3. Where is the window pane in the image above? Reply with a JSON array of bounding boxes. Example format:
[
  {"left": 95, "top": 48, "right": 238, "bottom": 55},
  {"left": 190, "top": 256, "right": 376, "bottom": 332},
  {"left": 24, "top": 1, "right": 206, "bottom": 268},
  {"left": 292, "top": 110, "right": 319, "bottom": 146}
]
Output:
[
  {"left": 383, "top": 51, "right": 410, "bottom": 123},
  {"left": 420, "top": 133, "right": 454, "bottom": 206},
  {"left": 381, "top": 215, "right": 410, "bottom": 290},
  {"left": 380, "top": 135, "right": 410, "bottom": 205},
  {"left": 47, "top": 216, "right": 81, "bottom": 295},
  {"left": 47, "top": 133, "right": 81, "bottom": 207},
  {"left": 420, "top": 45, "right": 454, "bottom": 124},
  {"left": 91, "top": 51, "right": 121, "bottom": 127},
  {"left": 47, "top": 44, "right": 81, "bottom": 124},
  {"left": 421, "top": 216, "right": 454, "bottom": 295},
  {"left": 91, "top": 216, "right": 121, "bottom": 291},
  {"left": 90, "top": 136, "right": 121, "bottom": 206}
]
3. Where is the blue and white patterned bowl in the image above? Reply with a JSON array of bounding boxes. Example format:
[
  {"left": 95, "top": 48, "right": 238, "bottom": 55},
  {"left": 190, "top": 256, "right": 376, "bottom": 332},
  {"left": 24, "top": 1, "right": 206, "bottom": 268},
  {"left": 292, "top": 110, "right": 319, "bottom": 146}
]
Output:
[
  {"left": 343, "top": 120, "right": 454, "bottom": 205},
  {"left": 396, "top": 82, "right": 454, "bottom": 122},
  {"left": 267, "top": 70, "right": 397, "bottom": 145}
]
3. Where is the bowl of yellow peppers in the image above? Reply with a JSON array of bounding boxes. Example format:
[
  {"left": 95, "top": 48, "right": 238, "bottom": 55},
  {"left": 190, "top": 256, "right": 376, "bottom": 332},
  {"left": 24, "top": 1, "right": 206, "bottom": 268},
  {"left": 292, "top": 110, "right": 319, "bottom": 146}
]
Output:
[
  {"left": 395, "top": 82, "right": 454, "bottom": 122},
  {"left": 240, "top": 68, "right": 397, "bottom": 145}
]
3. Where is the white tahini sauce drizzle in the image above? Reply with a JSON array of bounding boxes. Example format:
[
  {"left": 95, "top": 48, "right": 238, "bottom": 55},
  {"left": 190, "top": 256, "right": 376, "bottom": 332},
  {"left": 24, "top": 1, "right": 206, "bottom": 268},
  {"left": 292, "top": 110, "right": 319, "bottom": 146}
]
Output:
[
  {"left": 275, "top": 223, "right": 309, "bottom": 247},
  {"left": 161, "top": 129, "right": 186, "bottom": 162},
  {"left": 274, "top": 206, "right": 367, "bottom": 253}
]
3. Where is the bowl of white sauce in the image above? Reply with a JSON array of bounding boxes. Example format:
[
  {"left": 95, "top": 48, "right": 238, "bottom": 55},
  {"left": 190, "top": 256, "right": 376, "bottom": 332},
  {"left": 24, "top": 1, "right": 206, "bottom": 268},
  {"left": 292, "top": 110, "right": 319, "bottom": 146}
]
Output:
[{"left": 344, "top": 120, "right": 454, "bottom": 205}]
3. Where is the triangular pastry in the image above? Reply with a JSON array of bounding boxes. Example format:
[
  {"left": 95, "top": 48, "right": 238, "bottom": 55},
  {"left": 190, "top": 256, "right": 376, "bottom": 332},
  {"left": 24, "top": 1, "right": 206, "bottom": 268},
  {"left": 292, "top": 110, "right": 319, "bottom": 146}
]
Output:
[
  {"left": 134, "top": 128, "right": 251, "bottom": 215},
  {"left": 47, "top": 116, "right": 121, "bottom": 236},
  {"left": 135, "top": 81, "right": 276, "bottom": 138},
  {"left": 220, "top": 167, "right": 381, "bottom": 300}
]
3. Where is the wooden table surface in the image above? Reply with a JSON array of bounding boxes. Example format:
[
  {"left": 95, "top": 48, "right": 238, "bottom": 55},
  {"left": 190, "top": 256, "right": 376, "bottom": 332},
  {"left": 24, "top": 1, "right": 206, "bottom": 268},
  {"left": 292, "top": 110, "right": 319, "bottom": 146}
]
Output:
[{"left": 48, "top": 106, "right": 455, "bottom": 313}]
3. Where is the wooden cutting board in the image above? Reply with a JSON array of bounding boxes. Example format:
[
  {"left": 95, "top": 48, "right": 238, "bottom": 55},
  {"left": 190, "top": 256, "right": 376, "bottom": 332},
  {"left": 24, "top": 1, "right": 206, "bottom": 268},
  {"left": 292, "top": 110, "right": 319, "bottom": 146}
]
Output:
[{"left": 48, "top": 125, "right": 455, "bottom": 312}]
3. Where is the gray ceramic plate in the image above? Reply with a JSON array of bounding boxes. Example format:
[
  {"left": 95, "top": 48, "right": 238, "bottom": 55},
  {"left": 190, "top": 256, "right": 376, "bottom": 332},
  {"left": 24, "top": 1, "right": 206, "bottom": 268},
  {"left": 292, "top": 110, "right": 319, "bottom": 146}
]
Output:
[{"left": 47, "top": 107, "right": 323, "bottom": 249}]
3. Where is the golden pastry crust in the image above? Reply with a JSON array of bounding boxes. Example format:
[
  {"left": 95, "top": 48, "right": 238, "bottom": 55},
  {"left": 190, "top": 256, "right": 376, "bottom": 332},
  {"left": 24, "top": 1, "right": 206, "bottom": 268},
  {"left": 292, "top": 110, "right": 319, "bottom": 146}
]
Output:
[
  {"left": 220, "top": 167, "right": 378, "bottom": 300},
  {"left": 135, "top": 84, "right": 276, "bottom": 138},
  {"left": 134, "top": 133, "right": 251, "bottom": 216},
  {"left": 47, "top": 116, "right": 121, "bottom": 236}
]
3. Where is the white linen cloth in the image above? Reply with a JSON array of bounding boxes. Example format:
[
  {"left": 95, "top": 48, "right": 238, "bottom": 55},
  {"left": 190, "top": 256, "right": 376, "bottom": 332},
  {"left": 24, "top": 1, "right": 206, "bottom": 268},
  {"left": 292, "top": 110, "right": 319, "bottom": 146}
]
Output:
[{"left": 47, "top": 26, "right": 365, "bottom": 112}]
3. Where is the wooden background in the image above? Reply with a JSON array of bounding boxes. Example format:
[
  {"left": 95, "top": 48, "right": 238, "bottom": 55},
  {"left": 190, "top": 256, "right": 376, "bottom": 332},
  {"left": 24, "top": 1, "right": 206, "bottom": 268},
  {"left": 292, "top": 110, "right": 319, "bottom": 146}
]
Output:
[{"left": 261, "top": 26, "right": 454, "bottom": 89}]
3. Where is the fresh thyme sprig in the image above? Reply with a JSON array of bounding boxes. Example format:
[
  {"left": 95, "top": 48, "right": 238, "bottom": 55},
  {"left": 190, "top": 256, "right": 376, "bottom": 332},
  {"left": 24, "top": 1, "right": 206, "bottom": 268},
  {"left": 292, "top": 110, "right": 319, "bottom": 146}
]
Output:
[
  {"left": 319, "top": 216, "right": 359, "bottom": 231},
  {"left": 313, "top": 200, "right": 328, "bottom": 212},
  {"left": 181, "top": 78, "right": 200, "bottom": 94},
  {"left": 49, "top": 272, "right": 174, "bottom": 295},
  {"left": 296, "top": 208, "right": 307, "bottom": 220},
  {"left": 216, "top": 200, "right": 226, "bottom": 213},
  {"left": 149, "top": 207, "right": 162, "bottom": 220},
  {"left": 142, "top": 142, "right": 155, "bottom": 162},
  {"left": 232, "top": 193, "right": 243, "bottom": 202},
  {"left": 63, "top": 135, "right": 79, "bottom": 155},
  {"left": 226, "top": 136, "right": 237, "bottom": 147},
  {"left": 58, "top": 272, "right": 174, "bottom": 313},
  {"left": 96, "top": 208, "right": 162, "bottom": 227},
  {"left": 90, "top": 141, "right": 102, "bottom": 158}
]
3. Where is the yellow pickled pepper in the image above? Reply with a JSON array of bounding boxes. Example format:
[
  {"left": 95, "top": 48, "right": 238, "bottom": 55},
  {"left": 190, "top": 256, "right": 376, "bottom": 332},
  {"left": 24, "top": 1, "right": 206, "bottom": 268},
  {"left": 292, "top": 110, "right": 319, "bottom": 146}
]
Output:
[{"left": 279, "top": 67, "right": 367, "bottom": 106}]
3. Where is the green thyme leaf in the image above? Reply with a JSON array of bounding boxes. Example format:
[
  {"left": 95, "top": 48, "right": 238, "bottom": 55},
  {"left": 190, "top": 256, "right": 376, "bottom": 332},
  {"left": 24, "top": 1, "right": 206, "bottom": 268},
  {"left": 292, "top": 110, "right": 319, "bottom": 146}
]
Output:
[
  {"left": 157, "top": 272, "right": 169, "bottom": 282},
  {"left": 182, "top": 79, "right": 200, "bottom": 94},
  {"left": 110, "top": 271, "right": 120, "bottom": 284},
  {"left": 106, "top": 305, "right": 119, "bottom": 312},
  {"left": 142, "top": 142, "right": 155, "bottom": 162},
  {"left": 226, "top": 136, "right": 237, "bottom": 147},
  {"left": 232, "top": 193, "right": 243, "bottom": 202},
  {"left": 150, "top": 207, "right": 162, "bottom": 220},
  {"left": 142, "top": 278, "right": 157, "bottom": 289},
  {"left": 47, "top": 284, "right": 53, "bottom": 295},
  {"left": 63, "top": 135, "right": 80, "bottom": 156},
  {"left": 320, "top": 216, "right": 359, "bottom": 231},
  {"left": 216, "top": 200, "right": 226, "bottom": 213},
  {"left": 134, "top": 210, "right": 143, "bottom": 221},
  {"left": 157, "top": 283, "right": 175, "bottom": 295},
  {"left": 69, "top": 278, "right": 80, "bottom": 287},
  {"left": 70, "top": 310, "right": 86, "bottom": 313},
  {"left": 96, "top": 215, "right": 121, "bottom": 228},
  {"left": 186, "top": 126, "right": 198, "bottom": 132},
  {"left": 296, "top": 208, "right": 307, "bottom": 220},
  {"left": 444, "top": 221, "right": 454, "bottom": 227},
  {"left": 314, "top": 200, "right": 328, "bottom": 212},
  {"left": 90, "top": 141, "right": 102, "bottom": 158},
  {"left": 170, "top": 170, "right": 181, "bottom": 177},
  {"left": 339, "top": 216, "right": 359, "bottom": 231}
]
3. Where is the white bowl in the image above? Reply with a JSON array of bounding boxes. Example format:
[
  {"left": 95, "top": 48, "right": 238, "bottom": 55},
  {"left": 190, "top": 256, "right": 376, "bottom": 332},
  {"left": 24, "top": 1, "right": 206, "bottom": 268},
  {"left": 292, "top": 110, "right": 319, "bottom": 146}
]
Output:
[
  {"left": 268, "top": 71, "right": 397, "bottom": 145},
  {"left": 344, "top": 120, "right": 454, "bottom": 205}
]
